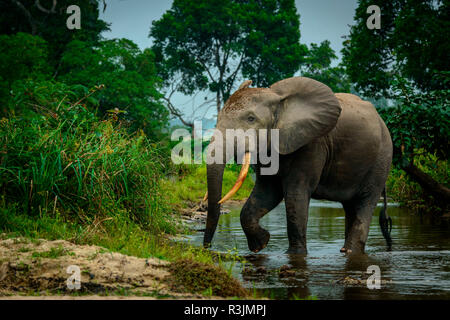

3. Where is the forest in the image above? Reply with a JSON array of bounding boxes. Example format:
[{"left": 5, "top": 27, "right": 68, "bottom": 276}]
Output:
[{"left": 0, "top": 0, "right": 448, "bottom": 299}]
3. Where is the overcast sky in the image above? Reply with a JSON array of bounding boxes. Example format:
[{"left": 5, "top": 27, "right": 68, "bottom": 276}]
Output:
[{"left": 99, "top": 0, "right": 358, "bottom": 120}]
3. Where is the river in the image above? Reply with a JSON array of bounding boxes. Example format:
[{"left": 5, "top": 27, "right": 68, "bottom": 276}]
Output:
[{"left": 184, "top": 200, "right": 450, "bottom": 299}]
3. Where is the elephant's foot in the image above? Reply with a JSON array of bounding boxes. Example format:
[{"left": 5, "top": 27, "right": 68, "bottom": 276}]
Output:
[
  {"left": 341, "top": 241, "right": 365, "bottom": 254},
  {"left": 340, "top": 247, "right": 352, "bottom": 254},
  {"left": 286, "top": 246, "right": 307, "bottom": 255},
  {"left": 246, "top": 229, "right": 270, "bottom": 253}
]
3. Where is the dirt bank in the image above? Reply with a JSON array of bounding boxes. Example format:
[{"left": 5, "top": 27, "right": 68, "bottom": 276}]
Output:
[{"left": 0, "top": 237, "right": 240, "bottom": 299}]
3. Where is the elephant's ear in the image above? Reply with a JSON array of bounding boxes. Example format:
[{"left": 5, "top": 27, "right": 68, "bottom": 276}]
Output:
[{"left": 270, "top": 77, "right": 341, "bottom": 155}]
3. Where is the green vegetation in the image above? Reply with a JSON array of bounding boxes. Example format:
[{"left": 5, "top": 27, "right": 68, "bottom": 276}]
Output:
[
  {"left": 161, "top": 164, "right": 254, "bottom": 209},
  {"left": 0, "top": 79, "right": 234, "bottom": 296},
  {"left": 31, "top": 246, "right": 73, "bottom": 259},
  {"left": 342, "top": 0, "right": 449, "bottom": 97},
  {"left": 168, "top": 258, "right": 248, "bottom": 298},
  {"left": 386, "top": 155, "right": 449, "bottom": 213},
  {"left": 342, "top": 1, "right": 449, "bottom": 211},
  {"left": 378, "top": 77, "right": 449, "bottom": 212},
  {"left": 0, "top": 0, "right": 448, "bottom": 299},
  {"left": 301, "top": 40, "right": 350, "bottom": 93},
  {"left": 0, "top": 81, "right": 174, "bottom": 234}
]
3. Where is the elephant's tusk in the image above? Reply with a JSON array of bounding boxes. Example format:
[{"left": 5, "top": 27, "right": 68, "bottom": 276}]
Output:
[
  {"left": 203, "top": 191, "right": 208, "bottom": 202},
  {"left": 218, "top": 152, "right": 251, "bottom": 204}
]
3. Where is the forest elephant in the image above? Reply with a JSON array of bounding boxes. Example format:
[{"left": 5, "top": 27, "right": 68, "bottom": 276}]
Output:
[{"left": 203, "top": 77, "right": 393, "bottom": 255}]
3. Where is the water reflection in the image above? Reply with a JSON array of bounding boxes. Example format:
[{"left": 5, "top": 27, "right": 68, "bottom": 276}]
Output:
[{"left": 184, "top": 200, "right": 450, "bottom": 299}]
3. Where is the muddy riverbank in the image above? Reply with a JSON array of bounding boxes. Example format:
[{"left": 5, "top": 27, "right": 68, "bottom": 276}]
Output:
[{"left": 0, "top": 237, "right": 242, "bottom": 299}]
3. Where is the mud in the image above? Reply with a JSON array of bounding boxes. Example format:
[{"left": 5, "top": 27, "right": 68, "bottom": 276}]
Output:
[{"left": 0, "top": 237, "right": 213, "bottom": 299}]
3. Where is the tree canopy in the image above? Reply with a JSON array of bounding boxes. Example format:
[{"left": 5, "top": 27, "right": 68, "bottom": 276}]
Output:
[
  {"left": 342, "top": 0, "right": 450, "bottom": 97},
  {"left": 301, "top": 40, "right": 350, "bottom": 93},
  {"left": 0, "top": 0, "right": 109, "bottom": 69},
  {"left": 150, "top": 0, "right": 307, "bottom": 123},
  {"left": 58, "top": 38, "right": 168, "bottom": 138}
]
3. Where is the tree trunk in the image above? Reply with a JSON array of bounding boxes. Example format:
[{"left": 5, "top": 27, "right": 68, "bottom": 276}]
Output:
[{"left": 401, "top": 161, "right": 450, "bottom": 207}]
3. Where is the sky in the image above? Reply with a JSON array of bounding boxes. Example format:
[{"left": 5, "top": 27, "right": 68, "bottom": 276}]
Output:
[{"left": 99, "top": 0, "right": 358, "bottom": 120}]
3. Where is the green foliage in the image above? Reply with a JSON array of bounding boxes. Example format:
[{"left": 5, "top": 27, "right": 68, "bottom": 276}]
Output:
[
  {"left": 342, "top": 0, "right": 449, "bottom": 97},
  {"left": 0, "top": 81, "right": 175, "bottom": 234},
  {"left": 150, "top": 0, "right": 306, "bottom": 108},
  {"left": 58, "top": 38, "right": 169, "bottom": 139},
  {"left": 379, "top": 75, "right": 449, "bottom": 211},
  {"left": 301, "top": 40, "right": 351, "bottom": 93},
  {"left": 161, "top": 164, "right": 254, "bottom": 208},
  {"left": 378, "top": 75, "right": 450, "bottom": 164},
  {"left": 0, "top": 0, "right": 109, "bottom": 69},
  {"left": 0, "top": 33, "right": 51, "bottom": 109},
  {"left": 240, "top": 0, "right": 308, "bottom": 87},
  {"left": 386, "top": 153, "right": 449, "bottom": 211}
]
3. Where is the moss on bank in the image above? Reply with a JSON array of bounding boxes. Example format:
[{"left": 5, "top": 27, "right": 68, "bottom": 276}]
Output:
[{"left": 168, "top": 258, "right": 248, "bottom": 298}]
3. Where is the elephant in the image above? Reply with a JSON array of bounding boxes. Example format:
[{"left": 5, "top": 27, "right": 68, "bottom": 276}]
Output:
[{"left": 203, "top": 77, "right": 393, "bottom": 255}]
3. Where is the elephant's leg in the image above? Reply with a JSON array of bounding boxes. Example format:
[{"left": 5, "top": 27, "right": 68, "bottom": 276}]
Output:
[
  {"left": 240, "top": 176, "right": 283, "bottom": 253},
  {"left": 341, "top": 201, "right": 357, "bottom": 253},
  {"left": 341, "top": 197, "right": 378, "bottom": 254},
  {"left": 284, "top": 192, "right": 310, "bottom": 254}
]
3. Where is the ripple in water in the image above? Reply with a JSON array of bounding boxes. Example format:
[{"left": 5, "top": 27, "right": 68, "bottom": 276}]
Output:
[{"left": 183, "top": 200, "right": 450, "bottom": 299}]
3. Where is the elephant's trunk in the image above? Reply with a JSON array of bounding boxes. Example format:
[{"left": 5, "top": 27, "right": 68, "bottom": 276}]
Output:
[
  {"left": 203, "top": 162, "right": 225, "bottom": 248},
  {"left": 203, "top": 153, "right": 251, "bottom": 247}
]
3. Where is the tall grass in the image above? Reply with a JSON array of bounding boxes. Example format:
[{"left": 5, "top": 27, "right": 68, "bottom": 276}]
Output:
[{"left": 0, "top": 80, "right": 175, "bottom": 234}]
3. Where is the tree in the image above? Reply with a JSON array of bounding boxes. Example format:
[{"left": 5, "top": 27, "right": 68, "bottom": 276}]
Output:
[
  {"left": 58, "top": 39, "right": 168, "bottom": 139},
  {"left": 343, "top": 1, "right": 450, "bottom": 210},
  {"left": 0, "top": 0, "right": 109, "bottom": 71},
  {"left": 301, "top": 40, "right": 351, "bottom": 93},
  {"left": 377, "top": 75, "right": 450, "bottom": 208},
  {"left": 342, "top": 0, "right": 450, "bottom": 98},
  {"left": 150, "top": 0, "right": 307, "bottom": 127},
  {"left": 0, "top": 32, "right": 51, "bottom": 111}
]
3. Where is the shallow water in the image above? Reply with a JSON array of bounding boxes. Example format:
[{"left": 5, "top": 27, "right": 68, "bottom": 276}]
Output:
[{"left": 184, "top": 200, "right": 450, "bottom": 299}]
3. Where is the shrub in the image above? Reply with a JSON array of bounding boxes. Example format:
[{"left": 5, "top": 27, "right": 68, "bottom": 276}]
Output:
[{"left": 0, "top": 80, "right": 175, "bottom": 234}]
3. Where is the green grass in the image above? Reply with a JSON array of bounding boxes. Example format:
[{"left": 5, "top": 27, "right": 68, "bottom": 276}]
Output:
[
  {"left": 0, "top": 81, "right": 175, "bottom": 235},
  {"left": 31, "top": 245, "right": 73, "bottom": 259},
  {"left": 161, "top": 164, "right": 254, "bottom": 208},
  {"left": 0, "top": 81, "right": 255, "bottom": 298},
  {"left": 0, "top": 204, "right": 216, "bottom": 264}
]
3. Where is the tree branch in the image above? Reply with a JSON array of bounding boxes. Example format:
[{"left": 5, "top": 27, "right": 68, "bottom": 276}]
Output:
[
  {"left": 10, "top": 0, "right": 37, "bottom": 34},
  {"left": 401, "top": 160, "right": 450, "bottom": 207},
  {"left": 35, "top": 0, "right": 57, "bottom": 14}
]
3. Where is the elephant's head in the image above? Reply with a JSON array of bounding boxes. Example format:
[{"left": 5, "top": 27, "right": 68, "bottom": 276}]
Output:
[{"left": 203, "top": 77, "right": 341, "bottom": 248}]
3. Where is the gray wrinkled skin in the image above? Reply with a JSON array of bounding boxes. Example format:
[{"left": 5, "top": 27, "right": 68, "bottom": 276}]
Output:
[{"left": 204, "top": 77, "right": 393, "bottom": 255}]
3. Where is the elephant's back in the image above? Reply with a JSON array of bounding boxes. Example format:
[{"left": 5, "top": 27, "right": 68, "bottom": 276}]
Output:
[{"left": 334, "top": 93, "right": 385, "bottom": 147}]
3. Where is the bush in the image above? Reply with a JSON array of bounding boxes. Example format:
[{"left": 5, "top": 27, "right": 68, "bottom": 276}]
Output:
[
  {"left": 0, "top": 33, "right": 51, "bottom": 111},
  {"left": 0, "top": 80, "right": 175, "bottom": 234},
  {"left": 386, "top": 151, "right": 449, "bottom": 212}
]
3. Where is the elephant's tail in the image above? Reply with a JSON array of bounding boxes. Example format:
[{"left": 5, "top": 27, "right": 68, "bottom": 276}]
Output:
[{"left": 379, "top": 187, "right": 392, "bottom": 250}]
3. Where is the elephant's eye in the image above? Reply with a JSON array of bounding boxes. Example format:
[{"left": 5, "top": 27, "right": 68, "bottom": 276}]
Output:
[{"left": 247, "top": 115, "right": 255, "bottom": 123}]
